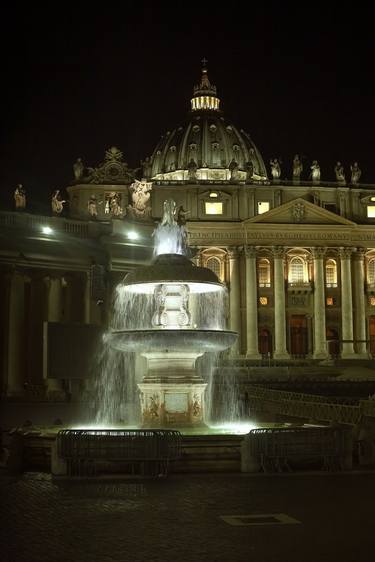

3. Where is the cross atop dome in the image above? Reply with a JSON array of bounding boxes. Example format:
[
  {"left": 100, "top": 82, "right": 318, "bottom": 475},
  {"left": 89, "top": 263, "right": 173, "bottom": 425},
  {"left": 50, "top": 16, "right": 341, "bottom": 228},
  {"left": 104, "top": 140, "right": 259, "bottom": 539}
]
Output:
[{"left": 191, "top": 60, "right": 220, "bottom": 112}]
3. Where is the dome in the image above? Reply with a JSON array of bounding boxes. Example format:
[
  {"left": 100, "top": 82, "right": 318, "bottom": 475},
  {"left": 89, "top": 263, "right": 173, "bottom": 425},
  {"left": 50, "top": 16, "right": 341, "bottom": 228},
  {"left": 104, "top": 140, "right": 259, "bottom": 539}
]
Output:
[{"left": 147, "top": 63, "right": 268, "bottom": 182}]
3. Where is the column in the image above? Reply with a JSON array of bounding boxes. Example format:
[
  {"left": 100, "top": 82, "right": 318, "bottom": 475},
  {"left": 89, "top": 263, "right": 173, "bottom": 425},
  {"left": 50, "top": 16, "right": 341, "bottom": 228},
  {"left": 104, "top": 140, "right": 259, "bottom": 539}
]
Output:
[
  {"left": 245, "top": 246, "right": 261, "bottom": 359},
  {"left": 44, "top": 275, "right": 65, "bottom": 397},
  {"left": 339, "top": 248, "right": 356, "bottom": 357},
  {"left": 7, "top": 271, "right": 26, "bottom": 396},
  {"left": 84, "top": 271, "right": 91, "bottom": 324},
  {"left": 228, "top": 247, "right": 241, "bottom": 356},
  {"left": 273, "top": 247, "right": 289, "bottom": 359},
  {"left": 352, "top": 248, "right": 368, "bottom": 357},
  {"left": 312, "top": 248, "right": 328, "bottom": 359}
]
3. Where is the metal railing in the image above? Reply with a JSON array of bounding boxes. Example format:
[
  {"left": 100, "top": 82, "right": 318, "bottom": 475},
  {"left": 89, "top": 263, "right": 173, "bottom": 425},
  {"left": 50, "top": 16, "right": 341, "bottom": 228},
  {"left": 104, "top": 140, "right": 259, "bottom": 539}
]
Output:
[
  {"left": 56, "top": 429, "right": 182, "bottom": 478},
  {"left": 244, "top": 426, "right": 351, "bottom": 472},
  {"left": 245, "top": 384, "right": 365, "bottom": 425}
]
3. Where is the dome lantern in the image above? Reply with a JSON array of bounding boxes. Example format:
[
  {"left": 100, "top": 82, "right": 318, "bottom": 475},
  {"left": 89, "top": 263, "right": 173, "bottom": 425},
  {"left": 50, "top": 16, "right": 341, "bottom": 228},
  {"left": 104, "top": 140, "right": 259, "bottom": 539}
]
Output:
[{"left": 191, "top": 59, "right": 220, "bottom": 112}]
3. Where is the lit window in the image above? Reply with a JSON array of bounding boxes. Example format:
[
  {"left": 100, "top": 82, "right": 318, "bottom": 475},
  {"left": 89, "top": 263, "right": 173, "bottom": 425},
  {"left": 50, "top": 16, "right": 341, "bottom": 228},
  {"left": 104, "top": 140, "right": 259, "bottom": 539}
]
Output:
[
  {"left": 209, "top": 191, "right": 218, "bottom": 198},
  {"left": 289, "top": 257, "right": 306, "bottom": 284},
  {"left": 206, "top": 257, "right": 222, "bottom": 280},
  {"left": 325, "top": 259, "right": 337, "bottom": 287},
  {"left": 371, "top": 197, "right": 375, "bottom": 202},
  {"left": 258, "top": 258, "right": 271, "bottom": 287},
  {"left": 326, "top": 297, "right": 334, "bottom": 306},
  {"left": 205, "top": 202, "right": 223, "bottom": 215},
  {"left": 370, "top": 296, "right": 375, "bottom": 306},
  {"left": 367, "top": 206, "right": 375, "bottom": 217},
  {"left": 368, "top": 259, "right": 375, "bottom": 285},
  {"left": 258, "top": 201, "right": 270, "bottom": 214},
  {"left": 259, "top": 296, "right": 268, "bottom": 306}
]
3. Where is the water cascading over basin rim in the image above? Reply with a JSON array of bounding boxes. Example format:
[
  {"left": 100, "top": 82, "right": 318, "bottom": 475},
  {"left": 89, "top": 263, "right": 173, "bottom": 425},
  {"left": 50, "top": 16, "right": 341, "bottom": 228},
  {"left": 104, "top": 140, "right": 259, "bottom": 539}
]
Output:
[
  {"left": 107, "top": 329, "right": 237, "bottom": 353},
  {"left": 122, "top": 253, "right": 220, "bottom": 287}
]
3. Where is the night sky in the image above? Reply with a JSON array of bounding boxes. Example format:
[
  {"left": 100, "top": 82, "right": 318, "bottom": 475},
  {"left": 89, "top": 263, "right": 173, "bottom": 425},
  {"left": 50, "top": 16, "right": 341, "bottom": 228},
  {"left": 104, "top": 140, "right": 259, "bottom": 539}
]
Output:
[{"left": 1, "top": 4, "right": 374, "bottom": 213}]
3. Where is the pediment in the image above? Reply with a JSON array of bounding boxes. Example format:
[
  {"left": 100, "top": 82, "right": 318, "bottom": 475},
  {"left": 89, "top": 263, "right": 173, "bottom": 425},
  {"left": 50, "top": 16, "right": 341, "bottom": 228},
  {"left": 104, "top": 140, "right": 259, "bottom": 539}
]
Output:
[{"left": 245, "top": 198, "right": 356, "bottom": 226}]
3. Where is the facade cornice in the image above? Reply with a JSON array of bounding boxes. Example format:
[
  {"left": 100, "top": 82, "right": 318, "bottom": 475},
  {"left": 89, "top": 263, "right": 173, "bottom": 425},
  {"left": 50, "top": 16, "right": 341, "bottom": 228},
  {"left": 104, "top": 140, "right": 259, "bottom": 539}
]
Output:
[{"left": 187, "top": 221, "right": 375, "bottom": 247}]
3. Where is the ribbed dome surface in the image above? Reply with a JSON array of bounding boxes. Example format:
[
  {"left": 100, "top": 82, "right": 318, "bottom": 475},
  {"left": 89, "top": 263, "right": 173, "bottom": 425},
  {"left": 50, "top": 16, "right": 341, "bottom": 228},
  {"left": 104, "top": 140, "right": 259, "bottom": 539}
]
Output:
[
  {"left": 150, "top": 114, "right": 267, "bottom": 180},
  {"left": 148, "top": 65, "right": 267, "bottom": 182}
]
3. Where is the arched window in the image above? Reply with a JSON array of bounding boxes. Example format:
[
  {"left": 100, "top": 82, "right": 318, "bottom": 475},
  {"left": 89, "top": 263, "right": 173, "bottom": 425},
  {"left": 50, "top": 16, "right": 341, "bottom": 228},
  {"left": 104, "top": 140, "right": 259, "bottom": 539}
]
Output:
[
  {"left": 325, "top": 259, "right": 337, "bottom": 287},
  {"left": 289, "top": 257, "right": 305, "bottom": 284},
  {"left": 368, "top": 259, "right": 375, "bottom": 285},
  {"left": 258, "top": 258, "right": 271, "bottom": 287},
  {"left": 206, "top": 256, "right": 222, "bottom": 281}
]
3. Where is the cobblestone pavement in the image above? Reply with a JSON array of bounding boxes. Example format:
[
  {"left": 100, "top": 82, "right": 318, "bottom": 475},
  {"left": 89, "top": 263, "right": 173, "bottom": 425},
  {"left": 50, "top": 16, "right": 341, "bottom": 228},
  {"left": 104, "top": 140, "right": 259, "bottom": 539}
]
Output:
[{"left": 0, "top": 471, "right": 374, "bottom": 562}]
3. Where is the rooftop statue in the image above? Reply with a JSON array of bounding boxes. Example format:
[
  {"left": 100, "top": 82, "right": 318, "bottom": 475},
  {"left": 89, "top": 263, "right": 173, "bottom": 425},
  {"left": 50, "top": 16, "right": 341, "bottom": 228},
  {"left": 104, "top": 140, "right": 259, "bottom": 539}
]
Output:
[
  {"left": 270, "top": 158, "right": 281, "bottom": 180},
  {"left": 292, "top": 155, "right": 303, "bottom": 180},
  {"left": 51, "top": 190, "right": 66, "bottom": 215},
  {"left": 73, "top": 157, "right": 84, "bottom": 181},
  {"left": 334, "top": 161, "right": 346, "bottom": 183},
  {"left": 187, "top": 159, "right": 198, "bottom": 182},
  {"left": 110, "top": 193, "right": 122, "bottom": 217},
  {"left": 350, "top": 162, "right": 361, "bottom": 184},
  {"left": 245, "top": 161, "right": 254, "bottom": 182},
  {"left": 88, "top": 195, "right": 101, "bottom": 219},
  {"left": 310, "top": 160, "right": 321, "bottom": 183},
  {"left": 127, "top": 179, "right": 152, "bottom": 220},
  {"left": 229, "top": 159, "right": 239, "bottom": 181},
  {"left": 140, "top": 156, "right": 152, "bottom": 179},
  {"left": 14, "top": 184, "right": 26, "bottom": 210}
]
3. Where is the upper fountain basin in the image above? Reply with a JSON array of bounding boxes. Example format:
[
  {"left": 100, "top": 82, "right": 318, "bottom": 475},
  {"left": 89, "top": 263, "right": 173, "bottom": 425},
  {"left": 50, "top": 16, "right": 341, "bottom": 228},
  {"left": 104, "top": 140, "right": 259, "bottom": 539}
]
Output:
[
  {"left": 107, "top": 329, "right": 237, "bottom": 353},
  {"left": 121, "top": 253, "right": 222, "bottom": 292}
]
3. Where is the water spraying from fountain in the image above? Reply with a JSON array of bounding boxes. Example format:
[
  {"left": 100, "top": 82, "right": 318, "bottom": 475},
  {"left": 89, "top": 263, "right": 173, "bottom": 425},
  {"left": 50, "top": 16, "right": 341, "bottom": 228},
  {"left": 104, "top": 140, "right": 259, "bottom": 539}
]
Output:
[{"left": 94, "top": 197, "right": 237, "bottom": 429}]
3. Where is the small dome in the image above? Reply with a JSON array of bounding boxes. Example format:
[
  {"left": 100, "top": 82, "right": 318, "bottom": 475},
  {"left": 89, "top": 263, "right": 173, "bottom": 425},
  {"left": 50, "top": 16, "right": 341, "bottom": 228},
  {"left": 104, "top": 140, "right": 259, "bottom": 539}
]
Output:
[{"left": 148, "top": 64, "right": 267, "bottom": 182}]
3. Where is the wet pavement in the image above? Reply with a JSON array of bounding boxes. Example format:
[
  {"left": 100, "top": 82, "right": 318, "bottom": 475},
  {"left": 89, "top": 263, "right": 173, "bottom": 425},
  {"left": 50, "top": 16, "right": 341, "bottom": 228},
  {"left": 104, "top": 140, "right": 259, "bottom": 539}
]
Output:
[{"left": 0, "top": 470, "right": 374, "bottom": 562}]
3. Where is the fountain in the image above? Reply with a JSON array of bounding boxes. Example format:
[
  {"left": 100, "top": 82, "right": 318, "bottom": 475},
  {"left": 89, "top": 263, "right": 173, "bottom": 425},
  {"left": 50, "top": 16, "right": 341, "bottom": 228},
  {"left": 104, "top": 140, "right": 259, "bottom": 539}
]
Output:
[{"left": 105, "top": 198, "right": 237, "bottom": 427}]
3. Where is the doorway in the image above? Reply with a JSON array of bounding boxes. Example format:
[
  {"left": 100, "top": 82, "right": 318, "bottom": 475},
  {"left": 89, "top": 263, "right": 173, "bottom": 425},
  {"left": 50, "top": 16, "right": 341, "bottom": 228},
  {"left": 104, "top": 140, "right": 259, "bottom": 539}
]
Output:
[
  {"left": 259, "top": 328, "right": 272, "bottom": 357},
  {"left": 326, "top": 327, "right": 340, "bottom": 358},
  {"left": 369, "top": 317, "right": 375, "bottom": 356},
  {"left": 289, "top": 315, "right": 308, "bottom": 357}
]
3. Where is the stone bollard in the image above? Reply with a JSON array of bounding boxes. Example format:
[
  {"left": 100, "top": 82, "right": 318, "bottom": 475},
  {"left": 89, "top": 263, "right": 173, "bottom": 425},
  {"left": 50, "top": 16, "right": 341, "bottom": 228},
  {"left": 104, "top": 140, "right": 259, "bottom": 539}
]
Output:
[{"left": 241, "top": 433, "right": 261, "bottom": 473}]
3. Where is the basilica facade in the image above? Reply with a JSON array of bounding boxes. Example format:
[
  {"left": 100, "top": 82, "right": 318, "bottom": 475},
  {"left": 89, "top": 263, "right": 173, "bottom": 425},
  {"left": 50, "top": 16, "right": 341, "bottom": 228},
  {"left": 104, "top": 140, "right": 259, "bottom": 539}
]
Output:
[{"left": 2, "top": 65, "right": 375, "bottom": 400}]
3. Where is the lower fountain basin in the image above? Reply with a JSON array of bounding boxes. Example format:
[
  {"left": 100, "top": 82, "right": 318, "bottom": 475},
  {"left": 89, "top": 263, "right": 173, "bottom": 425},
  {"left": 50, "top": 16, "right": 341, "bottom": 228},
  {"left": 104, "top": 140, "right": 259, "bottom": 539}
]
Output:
[{"left": 107, "top": 329, "right": 237, "bottom": 353}]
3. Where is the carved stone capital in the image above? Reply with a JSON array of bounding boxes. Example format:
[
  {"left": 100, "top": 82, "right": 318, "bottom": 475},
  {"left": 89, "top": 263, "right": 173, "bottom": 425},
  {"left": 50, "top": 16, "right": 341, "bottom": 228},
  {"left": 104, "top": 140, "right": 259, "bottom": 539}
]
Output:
[
  {"left": 272, "top": 246, "right": 286, "bottom": 259},
  {"left": 43, "top": 274, "right": 61, "bottom": 289},
  {"left": 228, "top": 246, "right": 240, "bottom": 260},
  {"left": 352, "top": 247, "right": 366, "bottom": 261},
  {"left": 311, "top": 247, "right": 326, "bottom": 259},
  {"left": 244, "top": 245, "right": 257, "bottom": 259},
  {"left": 338, "top": 247, "right": 354, "bottom": 259}
]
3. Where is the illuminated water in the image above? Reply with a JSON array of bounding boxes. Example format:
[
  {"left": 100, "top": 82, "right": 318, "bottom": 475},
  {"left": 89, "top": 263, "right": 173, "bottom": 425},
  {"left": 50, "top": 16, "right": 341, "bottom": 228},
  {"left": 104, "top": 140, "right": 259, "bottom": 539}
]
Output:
[{"left": 93, "top": 199, "right": 241, "bottom": 431}]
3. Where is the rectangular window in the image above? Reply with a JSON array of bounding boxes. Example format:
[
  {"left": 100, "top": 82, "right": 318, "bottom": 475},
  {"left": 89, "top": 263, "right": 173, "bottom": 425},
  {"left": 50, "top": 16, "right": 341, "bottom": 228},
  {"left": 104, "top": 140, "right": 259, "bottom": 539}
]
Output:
[
  {"left": 257, "top": 201, "right": 270, "bottom": 215},
  {"left": 326, "top": 297, "right": 335, "bottom": 306},
  {"left": 370, "top": 296, "right": 375, "bottom": 306},
  {"left": 205, "top": 202, "right": 223, "bottom": 215},
  {"left": 259, "top": 296, "right": 268, "bottom": 306},
  {"left": 367, "top": 206, "right": 375, "bottom": 218}
]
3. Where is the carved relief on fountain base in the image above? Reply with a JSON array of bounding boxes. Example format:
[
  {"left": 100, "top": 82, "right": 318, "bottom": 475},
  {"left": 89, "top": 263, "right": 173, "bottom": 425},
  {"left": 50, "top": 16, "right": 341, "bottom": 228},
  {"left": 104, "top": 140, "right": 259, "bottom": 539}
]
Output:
[{"left": 138, "top": 383, "right": 207, "bottom": 427}]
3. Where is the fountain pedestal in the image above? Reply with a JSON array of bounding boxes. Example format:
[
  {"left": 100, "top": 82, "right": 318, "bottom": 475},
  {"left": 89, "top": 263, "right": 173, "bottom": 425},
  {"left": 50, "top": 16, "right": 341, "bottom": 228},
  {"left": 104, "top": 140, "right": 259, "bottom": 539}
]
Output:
[
  {"left": 108, "top": 250, "right": 237, "bottom": 429},
  {"left": 139, "top": 351, "right": 206, "bottom": 426}
]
